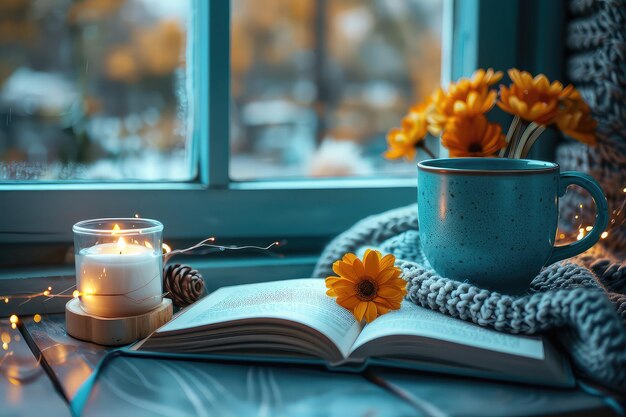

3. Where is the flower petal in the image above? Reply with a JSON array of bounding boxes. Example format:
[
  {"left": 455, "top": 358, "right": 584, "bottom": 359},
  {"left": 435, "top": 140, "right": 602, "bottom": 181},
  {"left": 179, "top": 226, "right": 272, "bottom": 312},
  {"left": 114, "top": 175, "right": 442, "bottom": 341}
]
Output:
[
  {"left": 342, "top": 253, "right": 358, "bottom": 265},
  {"left": 384, "top": 147, "right": 410, "bottom": 160},
  {"left": 466, "top": 91, "right": 479, "bottom": 113},
  {"left": 386, "top": 277, "right": 408, "bottom": 291},
  {"left": 334, "top": 262, "right": 359, "bottom": 282},
  {"left": 353, "top": 302, "right": 368, "bottom": 322},
  {"left": 332, "top": 285, "right": 359, "bottom": 297},
  {"left": 325, "top": 276, "right": 342, "bottom": 288},
  {"left": 375, "top": 305, "right": 390, "bottom": 315},
  {"left": 364, "top": 249, "right": 381, "bottom": 277},
  {"left": 352, "top": 258, "right": 366, "bottom": 278},
  {"left": 336, "top": 294, "right": 360, "bottom": 310},
  {"left": 378, "top": 285, "right": 405, "bottom": 298},
  {"left": 452, "top": 100, "right": 468, "bottom": 115},
  {"left": 376, "top": 268, "right": 401, "bottom": 284},
  {"left": 373, "top": 296, "right": 396, "bottom": 308},
  {"left": 379, "top": 254, "right": 396, "bottom": 270},
  {"left": 364, "top": 302, "right": 378, "bottom": 323}
]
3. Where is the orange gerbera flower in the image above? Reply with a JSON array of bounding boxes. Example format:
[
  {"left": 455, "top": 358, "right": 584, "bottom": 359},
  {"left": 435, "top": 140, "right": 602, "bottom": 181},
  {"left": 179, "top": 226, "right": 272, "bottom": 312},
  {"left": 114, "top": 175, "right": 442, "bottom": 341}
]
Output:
[
  {"left": 326, "top": 250, "right": 406, "bottom": 323},
  {"left": 469, "top": 68, "right": 504, "bottom": 90},
  {"left": 555, "top": 89, "right": 597, "bottom": 145},
  {"left": 441, "top": 115, "right": 506, "bottom": 157},
  {"left": 384, "top": 100, "right": 433, "bottom": 161},
  {"left": 497, "top": 69, "right": 573, "bottom": 125},
  {"left": 428, "top": 68, "right": 502, "bottom": 134},
  {"left": 384, "top": 128, "right": 418, "bottom": 161}
]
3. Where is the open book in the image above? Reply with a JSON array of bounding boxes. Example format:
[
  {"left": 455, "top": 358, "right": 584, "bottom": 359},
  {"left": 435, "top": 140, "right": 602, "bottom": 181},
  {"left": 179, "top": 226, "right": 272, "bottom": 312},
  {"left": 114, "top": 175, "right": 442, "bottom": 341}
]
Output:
[{"left": 133, "top": 279, "right": 573, "bottom": 387}]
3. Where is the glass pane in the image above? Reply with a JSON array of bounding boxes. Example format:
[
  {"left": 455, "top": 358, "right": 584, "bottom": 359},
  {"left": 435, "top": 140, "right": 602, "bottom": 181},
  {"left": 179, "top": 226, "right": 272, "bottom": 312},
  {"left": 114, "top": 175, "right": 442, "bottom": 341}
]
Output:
[
  {"left": 0, "top": 0, "right": 194, "bottom": 181},
  {"left": 231, "top": 0, "right": 443, "bottom": 180}
]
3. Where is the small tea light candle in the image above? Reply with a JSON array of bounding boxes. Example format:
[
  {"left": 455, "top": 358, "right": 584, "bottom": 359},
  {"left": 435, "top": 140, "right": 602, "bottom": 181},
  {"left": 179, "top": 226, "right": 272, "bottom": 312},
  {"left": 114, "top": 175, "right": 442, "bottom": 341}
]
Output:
[{"left": 73, "top": 219, "right": 163, "bottom": 318}]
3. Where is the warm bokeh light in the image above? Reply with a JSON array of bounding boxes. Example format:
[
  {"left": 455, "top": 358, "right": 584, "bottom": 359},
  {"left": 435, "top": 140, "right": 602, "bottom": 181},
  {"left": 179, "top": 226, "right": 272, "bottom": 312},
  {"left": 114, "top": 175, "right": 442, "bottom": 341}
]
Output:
[{"left": 162, "top": 243, "right": 172, "bottom": 254}]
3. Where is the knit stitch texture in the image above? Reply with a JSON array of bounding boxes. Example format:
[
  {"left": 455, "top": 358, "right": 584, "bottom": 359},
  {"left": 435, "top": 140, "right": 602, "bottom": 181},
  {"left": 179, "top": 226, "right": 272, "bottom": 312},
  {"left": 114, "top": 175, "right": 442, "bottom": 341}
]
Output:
[{"left": 313, "top": 204, "right": 626, "bottom": 393}]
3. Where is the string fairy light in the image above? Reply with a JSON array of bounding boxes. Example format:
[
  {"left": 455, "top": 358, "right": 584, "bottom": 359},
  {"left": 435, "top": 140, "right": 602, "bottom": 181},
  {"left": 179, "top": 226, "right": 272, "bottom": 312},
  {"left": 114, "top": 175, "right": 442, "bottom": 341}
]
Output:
[
  {"left": 1, "top": 238, "right": 283, "bottom": 323},
  {"left": 9, "top": 315, "right": 18, "bottom": 330},
  {"left": 0, "top": 286, "right": 82, "bottom": 308},
  {"left": 558, "top": 185, "right": 625, "bottom": 244},
  {"left": 163, "top": 237, "right": 283, "bottom": 264},
  {"left": 1, "top": 332, "right": 10, "bottom": 351}
]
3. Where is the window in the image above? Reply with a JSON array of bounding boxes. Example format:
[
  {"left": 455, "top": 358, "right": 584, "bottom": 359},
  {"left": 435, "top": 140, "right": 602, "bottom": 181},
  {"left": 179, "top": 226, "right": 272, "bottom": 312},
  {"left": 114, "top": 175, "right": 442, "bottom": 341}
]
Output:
[
  {"left": 230, "top": 0, "right": 443, "bottom": 179},
  {"left": 0, "top": 0, "right": 195, "bottom": 181},
  {"left": 1, "top": 1, "right": 537, "bottom": 269}
]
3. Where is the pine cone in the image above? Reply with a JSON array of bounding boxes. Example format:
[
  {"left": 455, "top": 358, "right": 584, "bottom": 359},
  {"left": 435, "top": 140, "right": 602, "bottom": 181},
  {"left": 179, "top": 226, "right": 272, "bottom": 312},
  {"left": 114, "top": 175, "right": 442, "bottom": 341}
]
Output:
[{"left": 163, "top": 264, "right": 206, "bottom": 308}]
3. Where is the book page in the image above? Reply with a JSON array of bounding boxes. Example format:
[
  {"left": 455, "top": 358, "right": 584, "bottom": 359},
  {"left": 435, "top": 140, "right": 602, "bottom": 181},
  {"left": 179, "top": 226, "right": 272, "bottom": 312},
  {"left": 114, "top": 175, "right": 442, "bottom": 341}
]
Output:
[
  {"left": 351, "top": 301, "right": 545, "bottom": 360},
  {"left": 158, "top": 278, "right": 362, "bottom": 358}
]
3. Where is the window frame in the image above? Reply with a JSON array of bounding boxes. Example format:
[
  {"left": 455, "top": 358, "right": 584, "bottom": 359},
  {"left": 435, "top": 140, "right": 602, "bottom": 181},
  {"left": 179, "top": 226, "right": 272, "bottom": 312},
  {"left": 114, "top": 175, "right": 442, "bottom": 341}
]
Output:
[
  {"left": 0, "top": 0, "right": 556, "bottom": 255},
  {"left": 0, "top": 0, "right": 427, "bottom": 250}
]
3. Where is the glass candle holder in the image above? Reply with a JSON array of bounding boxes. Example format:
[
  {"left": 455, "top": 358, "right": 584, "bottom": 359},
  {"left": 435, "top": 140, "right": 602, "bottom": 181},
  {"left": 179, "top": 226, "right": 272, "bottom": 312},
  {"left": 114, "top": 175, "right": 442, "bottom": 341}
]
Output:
[{"left": 73, "top": 218, "right": 163, "bottom": 318}]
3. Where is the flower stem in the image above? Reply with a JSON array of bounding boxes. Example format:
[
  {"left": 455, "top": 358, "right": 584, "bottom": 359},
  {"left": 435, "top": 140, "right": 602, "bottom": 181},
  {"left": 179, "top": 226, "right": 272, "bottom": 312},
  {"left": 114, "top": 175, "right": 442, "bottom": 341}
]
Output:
[
  {"left": 501, "top": 116, "right": 523, "bottom": 158},
  {"left": 420, "top": 144, "right": 436, "bottom": 159},
  {"left": 512, "top": 122, "right": 542, "bottom": 159},
  {"left": 506, "top": 120, "right": 531, "bottom": 158},
  {"left": 518, "top": 125, "right": 546, "bottom": 158}
]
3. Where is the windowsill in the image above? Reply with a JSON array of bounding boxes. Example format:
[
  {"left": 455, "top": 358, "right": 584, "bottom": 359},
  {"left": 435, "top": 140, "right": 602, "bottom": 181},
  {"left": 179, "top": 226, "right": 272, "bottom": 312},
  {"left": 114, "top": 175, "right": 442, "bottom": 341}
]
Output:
[
  {"left": 0, "top": 176, "right": 417, "bottom": 191},
  {"left": 0, "top": 254, "right": 320, "bottom": 317}
]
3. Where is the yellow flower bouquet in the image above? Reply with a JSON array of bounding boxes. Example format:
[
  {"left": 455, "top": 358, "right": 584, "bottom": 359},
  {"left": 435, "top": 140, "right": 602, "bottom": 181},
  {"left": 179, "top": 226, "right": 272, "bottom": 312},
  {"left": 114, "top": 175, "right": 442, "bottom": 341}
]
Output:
[{"left": 385, "top": 68, "right": 597, "bottom": 160}]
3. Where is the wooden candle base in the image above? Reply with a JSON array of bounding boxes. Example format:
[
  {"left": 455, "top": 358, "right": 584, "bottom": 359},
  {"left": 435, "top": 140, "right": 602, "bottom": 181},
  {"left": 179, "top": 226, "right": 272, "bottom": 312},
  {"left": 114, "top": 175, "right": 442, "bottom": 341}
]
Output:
[{"left": 65, "top": 298, "right": 173, "bottom": 346}]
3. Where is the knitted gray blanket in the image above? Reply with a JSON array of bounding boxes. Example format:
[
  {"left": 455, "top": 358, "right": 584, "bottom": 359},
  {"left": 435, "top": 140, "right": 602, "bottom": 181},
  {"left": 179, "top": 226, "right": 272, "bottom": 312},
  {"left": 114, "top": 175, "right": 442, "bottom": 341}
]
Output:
[{"left": 313, "top": 204, "right": 626, "bottom": 394}]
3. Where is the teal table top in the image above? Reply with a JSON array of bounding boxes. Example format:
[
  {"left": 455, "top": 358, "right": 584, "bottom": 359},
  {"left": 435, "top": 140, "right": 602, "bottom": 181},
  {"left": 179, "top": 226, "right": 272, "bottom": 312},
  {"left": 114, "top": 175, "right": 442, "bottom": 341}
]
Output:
[{"left": 3, "top": 314, "right": 620, "bottom": 417}]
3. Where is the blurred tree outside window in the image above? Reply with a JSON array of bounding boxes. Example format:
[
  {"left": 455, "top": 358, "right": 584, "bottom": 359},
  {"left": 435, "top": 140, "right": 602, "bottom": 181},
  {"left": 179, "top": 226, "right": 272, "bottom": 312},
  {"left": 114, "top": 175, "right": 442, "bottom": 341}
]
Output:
[
  {"left": 0, "top": 0, "right": 193, "bottom": 180},
  {"left": 230, "top": 0, "right": 442, "bottom": 179},
  {"left": 0, "top": 0, "right": 443, "bottom": 182}
]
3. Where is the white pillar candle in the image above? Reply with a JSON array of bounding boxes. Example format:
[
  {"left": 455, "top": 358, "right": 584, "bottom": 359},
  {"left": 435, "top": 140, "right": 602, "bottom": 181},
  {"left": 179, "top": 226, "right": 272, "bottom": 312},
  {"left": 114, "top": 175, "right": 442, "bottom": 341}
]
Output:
[{"left": 76, "top": 237, "right": 162, "bottom": 317}]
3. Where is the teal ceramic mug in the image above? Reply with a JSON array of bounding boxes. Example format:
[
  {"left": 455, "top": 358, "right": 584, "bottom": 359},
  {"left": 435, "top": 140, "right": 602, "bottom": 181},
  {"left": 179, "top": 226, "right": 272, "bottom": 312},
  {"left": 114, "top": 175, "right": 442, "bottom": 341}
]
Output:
[{"left": 417, "top": 158, "right": 609, "bottom": 294}]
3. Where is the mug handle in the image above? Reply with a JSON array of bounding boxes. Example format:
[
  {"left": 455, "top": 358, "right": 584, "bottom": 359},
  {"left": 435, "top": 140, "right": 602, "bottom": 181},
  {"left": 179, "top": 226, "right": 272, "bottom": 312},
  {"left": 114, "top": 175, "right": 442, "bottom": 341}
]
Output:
[{"left": 544, "top": 172, "right": 609, "bottom": 266}]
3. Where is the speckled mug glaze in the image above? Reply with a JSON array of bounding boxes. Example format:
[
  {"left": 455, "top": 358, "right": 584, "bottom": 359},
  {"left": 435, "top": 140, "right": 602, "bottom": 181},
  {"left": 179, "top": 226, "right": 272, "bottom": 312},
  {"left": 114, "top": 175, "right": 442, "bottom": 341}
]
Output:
[{"left": 417, "top": 158, "right": 608, "bottom": 294}]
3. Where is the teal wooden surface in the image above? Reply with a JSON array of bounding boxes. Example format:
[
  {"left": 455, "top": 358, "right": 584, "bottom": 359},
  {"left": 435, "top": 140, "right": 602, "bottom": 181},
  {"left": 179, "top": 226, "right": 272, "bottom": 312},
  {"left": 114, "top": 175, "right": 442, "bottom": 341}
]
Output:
[
  {"left": 77, "top": 355, "right": 419, "bottom": 417},
  {"left": 0, "top": 322, "right": 71, "bottom": 417},
  {"left": 373, "top": 369, "right": 618, "bottom": 417},
  {"left": 10, "top": 314, "right": 623, "bottom": 416},
  {"left": 21, "top": 314, "right": 112, "bottom": 400}
]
